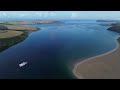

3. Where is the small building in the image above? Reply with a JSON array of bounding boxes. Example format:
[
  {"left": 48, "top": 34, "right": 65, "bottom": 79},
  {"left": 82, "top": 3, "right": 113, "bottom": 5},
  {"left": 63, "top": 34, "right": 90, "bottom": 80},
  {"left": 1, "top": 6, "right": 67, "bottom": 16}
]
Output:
[
  {"left": 0, "top": 25, "right": 8, "bottom": 33},
  {"left": 0, "top": 25, "right": 8, "bottom": 30}
]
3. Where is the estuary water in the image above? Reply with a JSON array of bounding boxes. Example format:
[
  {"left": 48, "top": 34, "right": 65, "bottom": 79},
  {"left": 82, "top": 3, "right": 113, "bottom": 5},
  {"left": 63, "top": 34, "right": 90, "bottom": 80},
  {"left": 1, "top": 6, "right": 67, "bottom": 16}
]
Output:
[{"left": 0, "top": 20, "right": 119, "bottom": 79}]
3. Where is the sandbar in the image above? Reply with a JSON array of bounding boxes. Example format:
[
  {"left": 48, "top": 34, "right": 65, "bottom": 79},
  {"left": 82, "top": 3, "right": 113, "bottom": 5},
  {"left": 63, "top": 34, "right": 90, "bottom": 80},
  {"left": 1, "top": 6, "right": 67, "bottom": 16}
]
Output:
[{"left": 73, "top": 37, "right": 120, "bottom": 79}]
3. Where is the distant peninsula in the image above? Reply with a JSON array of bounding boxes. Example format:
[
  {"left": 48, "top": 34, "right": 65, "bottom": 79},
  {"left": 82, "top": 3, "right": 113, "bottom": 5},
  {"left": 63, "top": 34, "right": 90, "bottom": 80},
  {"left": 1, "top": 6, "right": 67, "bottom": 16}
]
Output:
[
  {"left": 0, "top": 20, "right": 60, "bottom": 39},
  {"left": 107, "top": 23, "right": 120, "bottom": 33},
  {"left": 0, "top": 20, "right": 61, "bottom": 25},
  {"left": 97, "top": 20, "right": 120, "bottom": 33},
  {"left": 96, "top": 20, "right": 120, "bottom": 22}
]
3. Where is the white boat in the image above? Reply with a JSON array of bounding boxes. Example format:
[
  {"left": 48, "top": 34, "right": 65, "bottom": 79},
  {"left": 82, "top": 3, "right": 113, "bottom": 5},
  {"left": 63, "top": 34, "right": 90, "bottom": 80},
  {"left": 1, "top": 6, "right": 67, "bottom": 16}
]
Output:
[{"left": 19, "top": 62, "right": 27, "bottom": 67}]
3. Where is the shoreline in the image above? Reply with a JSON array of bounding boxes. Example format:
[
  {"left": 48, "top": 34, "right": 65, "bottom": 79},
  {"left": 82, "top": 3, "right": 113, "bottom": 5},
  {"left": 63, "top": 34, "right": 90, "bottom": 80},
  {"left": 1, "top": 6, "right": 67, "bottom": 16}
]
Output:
[{"left": 73, "top": 36, "right": 120, "bottom": 79}]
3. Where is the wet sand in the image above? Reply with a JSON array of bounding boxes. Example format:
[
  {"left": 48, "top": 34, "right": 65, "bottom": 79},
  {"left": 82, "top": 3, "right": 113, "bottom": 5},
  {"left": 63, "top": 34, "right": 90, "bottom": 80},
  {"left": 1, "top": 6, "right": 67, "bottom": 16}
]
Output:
[{"left": 73, "top": 37, "right": 120, "bottom": 79}]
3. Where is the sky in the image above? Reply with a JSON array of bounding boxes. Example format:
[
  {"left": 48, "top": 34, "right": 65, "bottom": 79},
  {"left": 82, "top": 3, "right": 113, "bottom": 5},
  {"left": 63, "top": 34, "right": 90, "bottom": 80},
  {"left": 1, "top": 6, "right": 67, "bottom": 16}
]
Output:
[{"left": 0, "top": 11, "right": 120, "bottom": 20}]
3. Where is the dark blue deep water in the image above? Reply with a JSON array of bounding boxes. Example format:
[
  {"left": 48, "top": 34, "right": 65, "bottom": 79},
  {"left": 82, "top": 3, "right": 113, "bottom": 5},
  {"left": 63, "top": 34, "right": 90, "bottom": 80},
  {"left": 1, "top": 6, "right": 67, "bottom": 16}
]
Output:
[{"left": 0, "top": 20, "right": 119, "bottom": 79}]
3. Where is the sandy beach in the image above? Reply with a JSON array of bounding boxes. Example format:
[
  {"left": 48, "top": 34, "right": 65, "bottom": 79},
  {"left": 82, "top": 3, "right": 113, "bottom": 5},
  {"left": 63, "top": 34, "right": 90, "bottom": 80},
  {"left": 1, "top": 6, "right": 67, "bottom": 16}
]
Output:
[{"left": 73, "top": 37, "right": 120, "bottom": 79}]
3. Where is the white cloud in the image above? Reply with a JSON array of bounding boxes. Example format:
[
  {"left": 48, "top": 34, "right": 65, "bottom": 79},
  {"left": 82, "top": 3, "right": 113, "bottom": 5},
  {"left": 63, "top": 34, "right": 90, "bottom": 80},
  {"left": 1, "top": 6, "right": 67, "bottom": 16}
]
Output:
[
  {"left": 19, "top": 14, "right": 26, "bottom": 17},
  {"left": 2, "top": 13, "right": 7, "bottom": 16},
  {"left": 34, "top": 12, "right": 56, "bottom": 18},
  {"left": 50, "top": 12, "right": 56, "bottom": 16},
  {"left": 43, "top": 12, "right": 49, "bottom": 17},
  {"left": 35, "top": 12, "right": 42, "bottom": 17},
  {"left": 0, "top": 11, "right": 57, "bottom": 19},
  {"left": 71, "top": 12, "right": 80, "bottom": 19}
]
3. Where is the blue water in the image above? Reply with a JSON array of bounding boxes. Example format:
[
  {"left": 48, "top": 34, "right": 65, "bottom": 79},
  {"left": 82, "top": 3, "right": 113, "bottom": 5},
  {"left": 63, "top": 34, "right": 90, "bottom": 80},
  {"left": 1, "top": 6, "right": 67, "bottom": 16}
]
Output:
[{"left": 0, "top": 20, "right": 119, "bottom": 79}]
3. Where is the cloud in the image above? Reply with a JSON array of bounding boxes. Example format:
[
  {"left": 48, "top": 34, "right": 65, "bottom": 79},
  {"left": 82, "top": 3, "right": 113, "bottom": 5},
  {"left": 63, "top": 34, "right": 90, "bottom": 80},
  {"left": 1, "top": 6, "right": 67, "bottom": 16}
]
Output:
[
  {"left": 42, "top": 12, "right": 56, "bottom": 17},
  {"left": 35, "top": 12, "right": 42, "bottom": 17},
  {"left": 0, "top": 11, "right": 57, "bottom": 19},
  {"left": 49, "top": 12, "right": 56, "bottom": 16},
  {"left": 0, "top": 12, "right": 10, "bottom": 17},
  {"left": 71, "top": 12, "right": 80, "bottom": 19},
  {"left": 2, "top": 12, "right": 7, "bottom": 16},
  {"left": 32, "top": 12, "right": 56, "bottom": 18},
  {"left": 19, "top": 14, "right": 27, "bottom": 17}
]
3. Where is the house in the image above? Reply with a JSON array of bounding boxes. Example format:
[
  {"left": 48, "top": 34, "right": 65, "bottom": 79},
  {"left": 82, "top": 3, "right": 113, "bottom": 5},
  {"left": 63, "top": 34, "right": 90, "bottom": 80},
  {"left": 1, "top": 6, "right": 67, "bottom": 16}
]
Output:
[{"left": 0, "top": 25, "right": 8, "bottom": 33}]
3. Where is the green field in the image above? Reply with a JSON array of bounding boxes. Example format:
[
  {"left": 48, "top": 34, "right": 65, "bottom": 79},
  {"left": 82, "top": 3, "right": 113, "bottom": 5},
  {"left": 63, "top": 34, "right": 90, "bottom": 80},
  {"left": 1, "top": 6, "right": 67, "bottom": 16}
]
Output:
[{"left": 0, "top": 30, "right": 23, "bottom": 38}]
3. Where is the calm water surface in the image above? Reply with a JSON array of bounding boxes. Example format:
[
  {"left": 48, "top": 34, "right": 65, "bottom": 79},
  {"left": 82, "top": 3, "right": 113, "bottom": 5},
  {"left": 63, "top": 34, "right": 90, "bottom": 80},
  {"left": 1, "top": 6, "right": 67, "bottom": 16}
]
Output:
[{"left": 0, "top": 20, "right": 119, "bottom": 79}]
